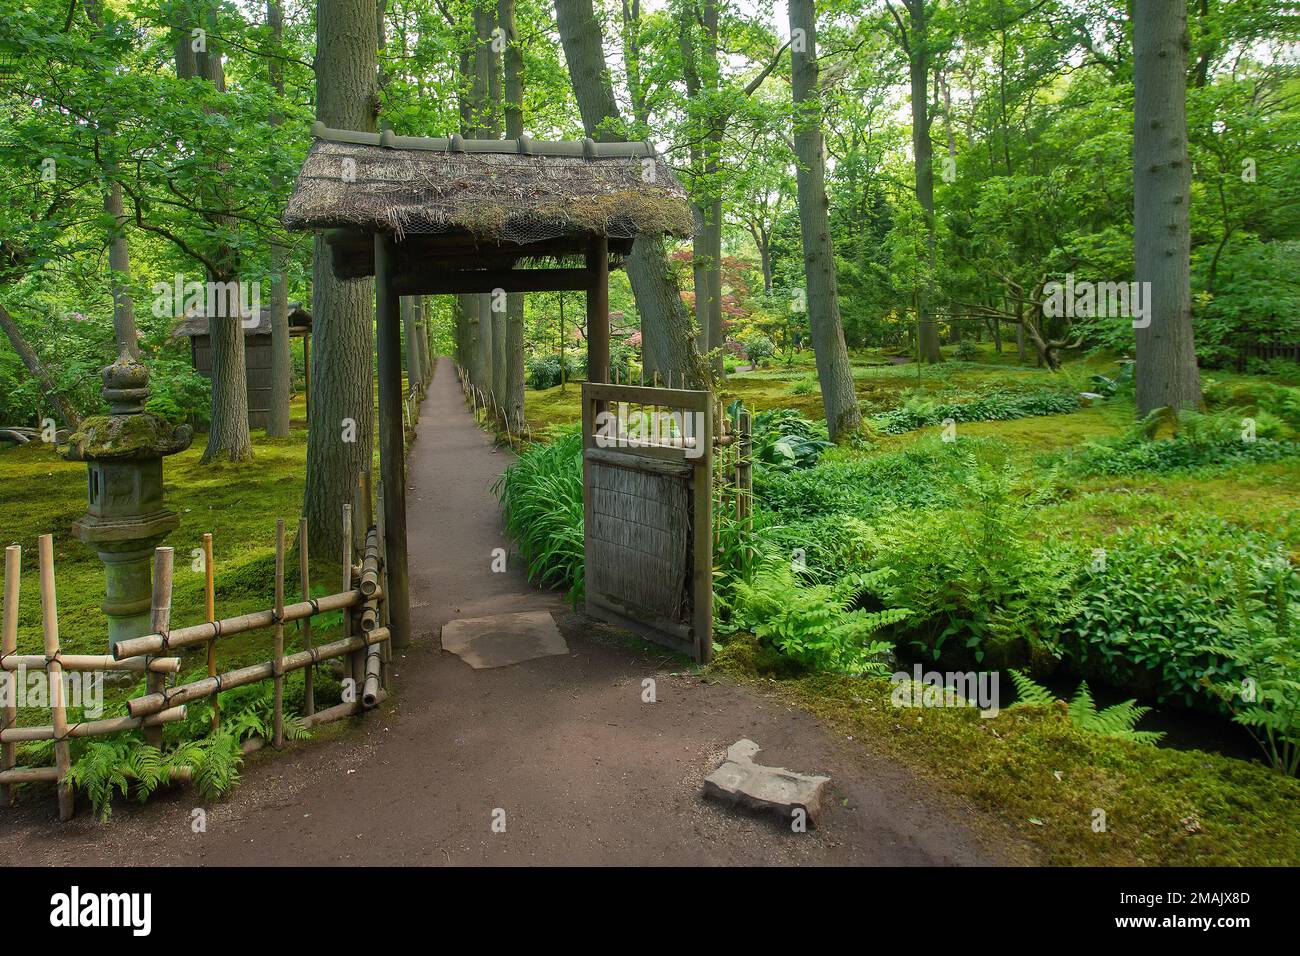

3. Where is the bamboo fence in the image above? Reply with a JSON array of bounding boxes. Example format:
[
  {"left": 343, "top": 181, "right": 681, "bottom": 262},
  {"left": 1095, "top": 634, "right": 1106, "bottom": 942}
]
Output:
[{"left": 0, "top": 500, "right": 392, "bottom": 822}]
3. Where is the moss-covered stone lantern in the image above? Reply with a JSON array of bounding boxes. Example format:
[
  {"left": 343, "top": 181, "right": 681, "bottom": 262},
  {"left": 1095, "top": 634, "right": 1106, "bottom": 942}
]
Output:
[{"left": 59, "top": 353, "right": 192, "bottom": 651}]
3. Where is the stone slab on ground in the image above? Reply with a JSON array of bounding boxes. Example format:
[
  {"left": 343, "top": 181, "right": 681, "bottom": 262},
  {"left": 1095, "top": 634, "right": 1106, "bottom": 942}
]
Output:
[
  {"left": 441, "top": 610, "right": 568, "bottom": 669},
  {"left": 703, "top": 739, "right": 831, "bottom": 827}
]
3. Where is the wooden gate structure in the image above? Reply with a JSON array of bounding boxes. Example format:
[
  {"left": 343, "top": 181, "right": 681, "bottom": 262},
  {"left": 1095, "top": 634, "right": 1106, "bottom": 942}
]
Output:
[
  {"left": 284, "top": 122, "right": 697, "bottom": 652},
  {"left": 582, "top": 382, "right": 713, "bottom": 662}
]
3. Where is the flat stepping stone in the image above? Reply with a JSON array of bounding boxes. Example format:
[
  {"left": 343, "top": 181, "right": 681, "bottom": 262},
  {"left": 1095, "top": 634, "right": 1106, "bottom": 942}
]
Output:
[
  {"left": 441, "top": 611, "right": 568, "bottom": 669},
  {"left": 703, "top": 739, "right": 831, "bottom": 827}
]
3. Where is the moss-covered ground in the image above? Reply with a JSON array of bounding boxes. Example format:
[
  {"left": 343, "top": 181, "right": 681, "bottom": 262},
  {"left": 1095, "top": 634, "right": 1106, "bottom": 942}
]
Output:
[{"left": 519, "top": 344, "right": 1300, "bottom": 865}]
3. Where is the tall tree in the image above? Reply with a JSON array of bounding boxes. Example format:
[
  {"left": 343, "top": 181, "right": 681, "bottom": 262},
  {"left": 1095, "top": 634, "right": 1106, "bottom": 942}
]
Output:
[
  {"left": 788, "top": 0, "right": 861, "bottom": 440},
  {"left": 84, "top": 0, "right": 139, "bottom": 361},
  {"left": 266, "top": 0, "right": 292, "bottom": 437},
  {"left": 1133, "top": 0, "right": 1201, "bottom": 414},
  {"left": 555, "top": 0, "right": 710, "bottom": 388},
  {"left": 304, "top": 0, "right": 379, "bottom": 557},
  {"left": 194, "top": 7, "right": 253, "bottom": 464},
  {"left": 886, "top": 0, "right": 943, "bottom": 362}
]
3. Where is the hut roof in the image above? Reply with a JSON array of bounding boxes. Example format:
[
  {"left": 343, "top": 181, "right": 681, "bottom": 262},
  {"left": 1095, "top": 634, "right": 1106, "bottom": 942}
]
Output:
[
  {"left": 172, "top": 303, "right": 312, "bottom": 339},
  {"left": 283, "top": 124, "right": 695, "bottom": 245}
]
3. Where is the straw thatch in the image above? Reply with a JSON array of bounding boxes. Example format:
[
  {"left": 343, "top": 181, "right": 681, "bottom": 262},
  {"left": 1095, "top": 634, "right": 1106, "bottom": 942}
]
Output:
[{"left": 283, "top": 125, "right": 695, "bottom": 244}]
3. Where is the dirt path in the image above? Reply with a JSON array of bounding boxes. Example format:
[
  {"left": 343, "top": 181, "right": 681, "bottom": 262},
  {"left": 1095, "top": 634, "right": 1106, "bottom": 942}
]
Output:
[{"left": 0, "top": 358, "right": 1024, "bottom": 866}]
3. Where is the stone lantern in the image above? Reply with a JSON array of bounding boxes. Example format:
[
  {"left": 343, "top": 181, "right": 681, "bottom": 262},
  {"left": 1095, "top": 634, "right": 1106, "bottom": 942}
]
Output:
[{"left": 60, "top": 353, "right": 192, "bottom": 651}]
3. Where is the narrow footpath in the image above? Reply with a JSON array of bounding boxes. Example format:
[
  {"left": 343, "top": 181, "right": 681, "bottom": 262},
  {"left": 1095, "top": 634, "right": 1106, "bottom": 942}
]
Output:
[{"left": 1, "top": 358, "right": 1021, "bottom": 866}]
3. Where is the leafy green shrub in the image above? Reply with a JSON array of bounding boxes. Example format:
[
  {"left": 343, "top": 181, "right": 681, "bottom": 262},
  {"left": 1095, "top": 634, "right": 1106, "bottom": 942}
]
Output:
[
  {"left": 867, "top": 458, "right": 1082, "bottom": 668},
  {"left": 525, "top": 353, "right": 584, "bottom": 390},
  {"left": 754, "top": 436, "right": 977, "bottom": 521},
  {"left": 493, "top": 427, "right": 585, "bottom": 603},
  {"left": 741, "top": 333, "right": 776, "bottom": 365},
  {"left": 1063, "top": 408, "right": 1300, "bottom": 476},
  {"left": 1008, "top": 670, "right": 1164, "bottom": 745},
  {"left": 870, "top": 389, "right": 1080, "bottom": 435},
  {"left": 1062, "top": 519, "right": 1297, "bottom": 708},
  {"left": 953, "top": 339, "right": 978, "bottom": 361},
  {"left": 744, "top": 406, "right": 832, "bottom": 472},
  {"left": 732, "top": 562, "right": 907, "bottom": 675},
  {"left": 769, "top": 513, "right": 874, "bottom": 584},
  {"left": 1199, "top": 559, "right": 1300, "bottom": 775},
  {"left": 142, "top": 353, "right": 211, "bottom": 426}
]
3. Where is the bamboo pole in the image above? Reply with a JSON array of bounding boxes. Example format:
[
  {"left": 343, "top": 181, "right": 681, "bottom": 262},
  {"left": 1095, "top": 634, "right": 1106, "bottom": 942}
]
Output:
[
  {"left": 127, "top": 628, "right": 392, "bottom": 718},
  {"left": 343, "top": 503, "right": 361, "bottom": 708},
  {"left": 273, "top": 518, "right": 285, "bottom": 749},
  {"left": 299, "top": 517, "right": 314, "bottom": 717},
  {"left": 204, "top": 532, "right": 218, "bottom": 731},
  {"left": 0, "top": 765, "right": 59, "bottom": 786},
  {"left": 362, "top": 644, "right": 382, "bottom": 708},
  {"left": 0, "top": 705, "right": 187, "bottom": 743},
  {"left": 113, "top": 587, "right": 366, "bottom": 659},
  {"left": 145, "top": 547, "right": 173, "bottom": 750},
  {"left": 37, "top": 535, "right": 73, "bottom": 820},
  {"left": 1, "top": 544, "right": 18, "bottom": 805},
  {"left": 0, "top": 654, "right": 179, "bottom": 673}
]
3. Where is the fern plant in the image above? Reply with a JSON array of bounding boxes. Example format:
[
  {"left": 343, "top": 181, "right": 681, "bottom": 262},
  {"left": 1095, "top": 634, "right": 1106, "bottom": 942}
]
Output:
[
  {"left": 66, "top": 733, "right": 246, "bottom": 821},
  {"left": 1198, "top": 558, "right": 1300, "bottom": 776},
  {"left": 1009, "top": 670, "right": 1164, "bottom": 745},
  {"left": 733, "top": 562, "right": 908, "bottom": 675}
]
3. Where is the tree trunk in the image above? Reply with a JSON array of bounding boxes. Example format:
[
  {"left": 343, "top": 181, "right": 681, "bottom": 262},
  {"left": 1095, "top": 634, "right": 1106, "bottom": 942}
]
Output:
[
  {"left": 788, "top": 0, "right": 861, "bottom": 440},
  {"left": 84, "top": 0, "right": 139, "bottom": 359},
  {"left": 304, "top": 0, "right": 379, "bottom": 559},
  {"left": 556, "top": 0, "right": 709, "bottom": 388},
  {"left": 500, "top": 0, "right": 526, "bottom": 431},
  {"left": 904, "top": 0, "right": 942, "bottom": 363},
  {"left": 266, "top": 0, "right": 292, "bottom": 437},
  {"left": 1133, "top": 0, "right": 1201, "bottom": 415},
  {"left": 196, "top": 17, "right": 252, "bottom": 465},
  {"left": 0, "top": 303, "right": 80, "bottom": 426}
]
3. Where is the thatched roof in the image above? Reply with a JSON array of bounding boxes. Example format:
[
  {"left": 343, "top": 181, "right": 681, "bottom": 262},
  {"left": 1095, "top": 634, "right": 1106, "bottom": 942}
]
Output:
[
  {"left": 172, "top": 303, "right": 312, "bottom": 339},
  {"left": 283, "top": 124, "right": 695, "bottom": 244}
]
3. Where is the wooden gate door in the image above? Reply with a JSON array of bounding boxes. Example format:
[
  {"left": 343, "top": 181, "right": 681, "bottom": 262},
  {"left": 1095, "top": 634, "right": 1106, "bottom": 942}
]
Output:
[{"left": 581, "top": 382, "right": 713, "bottom": 662}]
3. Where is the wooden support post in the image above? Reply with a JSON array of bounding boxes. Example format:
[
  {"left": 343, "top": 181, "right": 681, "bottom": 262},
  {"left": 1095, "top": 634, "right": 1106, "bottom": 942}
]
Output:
[
  {"left": 342, "top": 503, "right": 361, "bottom": 707},
  {"left": 1, "top": 545, "right": 18, "bottom": 806},
  {"left": 691, "top": 408, "right": 714, "bottom": 665},
  {"left": 36, "top": 536, "right": 73, "bottom": 819},
  {"left": 146, "top": 547, "right": 173, "bottom": 752},
  {"left": 299, "top": 517, "right": 314, "bottom": 717},
  {"left": 586, "top": 236, "right": 610, "bottom": 385},
  {"left": 738, "top": 408, "right": 753, "bottom": 574},
  {"left": 204, "top": 533, "right": 218, "bottom": 731},
  {"left": 375, "top": 232, "right": 412, "bottom": 650},
  {"left": 273, "top": 518, "right": 286, "bottom": 748}
]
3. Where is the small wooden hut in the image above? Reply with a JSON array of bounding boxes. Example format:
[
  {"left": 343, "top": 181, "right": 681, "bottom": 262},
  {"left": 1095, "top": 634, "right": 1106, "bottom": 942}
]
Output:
[
  {"left": 283, "top": 123, "right": 695, "bottom": 653},
  {"left": 173, "top": 304, "right": 313, "bottom": 429}
]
